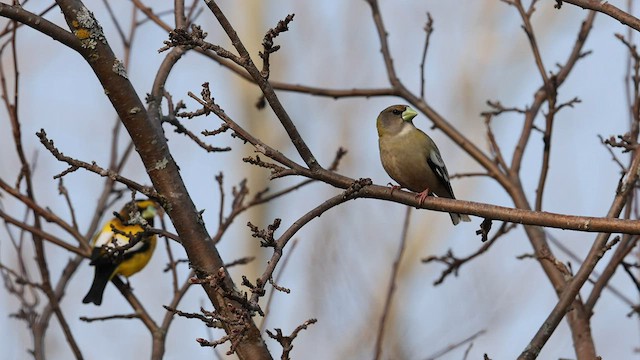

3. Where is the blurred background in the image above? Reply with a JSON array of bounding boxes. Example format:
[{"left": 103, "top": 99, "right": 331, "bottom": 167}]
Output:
[{"left": 0, "top": 1, "right": 636, "bottom": 359}]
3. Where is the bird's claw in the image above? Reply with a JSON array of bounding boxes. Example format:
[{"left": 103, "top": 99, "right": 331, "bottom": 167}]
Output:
[
  {"left": 387, "top": 183, "right": 402, "bottom": 195},
  {"left": 415, "top": 188, "right": 430, "bottom": 207}
]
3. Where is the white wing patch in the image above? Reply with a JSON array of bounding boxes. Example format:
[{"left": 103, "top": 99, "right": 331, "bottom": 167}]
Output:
[
  {"left": 93, "top": 229, "right": 143, "bottom": 252},
  {"left": 429, "top": 149, "right": 450, "bottom": 182},
  {"left": 429, "top": 149, "right": 445, "bottom": 167}
]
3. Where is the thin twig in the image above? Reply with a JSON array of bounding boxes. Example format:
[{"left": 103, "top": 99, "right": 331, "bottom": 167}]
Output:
[
  {"left": 374, "top": 206, "right": 411, "bottom": 360},
  {"left": 260, "top": 239, "right": 299, "bottom": 332},
  {"left": 419, "top": 13, "right": 434, "bottom": 100},
  {"left": 423, "top": 329, "right": 487, "bottom": 360}
]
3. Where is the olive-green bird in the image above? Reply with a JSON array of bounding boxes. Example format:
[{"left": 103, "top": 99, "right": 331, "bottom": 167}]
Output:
[
  {"left": 377, "top": 104, "right": 471, "bottom": 225},
  {"left": 82, "top": 199, "right": 159, "bottom": 305}
]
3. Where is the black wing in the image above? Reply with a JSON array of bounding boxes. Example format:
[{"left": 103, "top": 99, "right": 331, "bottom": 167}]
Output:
[{"left": 426, "top": 148, "right": 456, "bottom": 199}]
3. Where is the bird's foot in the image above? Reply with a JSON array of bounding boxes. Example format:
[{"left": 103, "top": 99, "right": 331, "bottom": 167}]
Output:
[
  {"left": 387, "top": 183, "right": 402, "bottom": 195},
  {"left": 415, "top": 188, "right": 431, "bottom": 207}
]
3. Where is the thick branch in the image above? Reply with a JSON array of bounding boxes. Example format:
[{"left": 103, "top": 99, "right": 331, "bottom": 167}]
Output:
[
  {"left": 358, "top": 185, "right": 640, "bottom": 234},
  {"left": 53, "top": 1, "right": 270, "bottom": 358}
]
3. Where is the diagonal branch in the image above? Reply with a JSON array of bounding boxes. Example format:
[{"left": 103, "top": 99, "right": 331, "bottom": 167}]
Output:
[
  {"left": 519, "top": 139, "right": 640, "bottom": 360},
  {"left": 203, "top": 1, "right": 320, "bottom": 171},
  {"left": 53, "top": 1, "right": 271, "bottom": 358},
  {"left": 558, "top": 0, "right": 640, "bottom": 33},
  {"left": 0, "top": 3, "right": 81, "bottom": 52}
]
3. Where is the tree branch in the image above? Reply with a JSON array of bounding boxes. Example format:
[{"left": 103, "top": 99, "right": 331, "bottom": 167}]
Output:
[{"left": 558, "top": 0, "right": 640, "bottom": 33}]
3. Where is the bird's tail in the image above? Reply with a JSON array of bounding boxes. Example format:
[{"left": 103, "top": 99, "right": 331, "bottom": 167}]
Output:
[
  {"left": 82, "top": 265, "right": 116, "bottom": 305},
  {"left": 450, "top": 212, "right": 471, "bottom": 226}
]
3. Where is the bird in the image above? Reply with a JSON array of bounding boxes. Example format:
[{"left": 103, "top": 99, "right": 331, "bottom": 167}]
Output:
[
  {"left": 377, "top": 104, "right": 471, "bottom": 225},
  {"left": 82, "top": 199, "right": 159, "bottom": 305}
]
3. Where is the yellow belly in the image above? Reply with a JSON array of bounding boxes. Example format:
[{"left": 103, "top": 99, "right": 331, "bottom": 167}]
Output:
[{"left": 114, "top": 236, "right": 157, "bottom": 278}]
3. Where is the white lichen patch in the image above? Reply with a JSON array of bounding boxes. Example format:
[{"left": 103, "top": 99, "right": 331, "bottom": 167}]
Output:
[
  {"left": 79, "top": 36, "right": 97, "bottom": 50},
  {"left": 154, "top": 158, "right": 169, "bottom": 170},
  {"left": 76, "top": 7, "right": 97, "bottom": 28},
  {"left": 74, "top": 6, "right": 106, "bottom": 49},
  {"left": 113, "top": 59, "right": 128, "bottom": 79}
]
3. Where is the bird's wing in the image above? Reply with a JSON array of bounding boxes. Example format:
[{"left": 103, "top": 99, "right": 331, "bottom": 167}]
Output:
[
  {"left": 91, "top": 229, "right": 121, "bottom": 252},
  {"left": 121, "top": 238, "right": 153, "bottom": 261},
  {"left": 426, "top": 148, "right": 456, "bottom": 198},
  {"left": 90, "top": 222, "right": 149, "bottom": 262}
]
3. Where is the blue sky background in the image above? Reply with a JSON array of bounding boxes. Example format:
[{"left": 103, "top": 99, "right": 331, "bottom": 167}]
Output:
[{"left": 0, "top": 1, "right": 637, "bottom": 359}]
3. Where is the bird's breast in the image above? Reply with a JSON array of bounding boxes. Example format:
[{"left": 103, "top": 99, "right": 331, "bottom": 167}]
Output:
[{"left": 378, "top": 135, "right": 434, "bottom": 193}]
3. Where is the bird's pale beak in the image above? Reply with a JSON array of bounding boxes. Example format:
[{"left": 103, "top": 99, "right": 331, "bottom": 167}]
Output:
[
  {"left": 402, "top": 107, "right": 418, "bottom": 122},
  {"left": 142, "top": 205, "right": 157, "bottom": 220}
]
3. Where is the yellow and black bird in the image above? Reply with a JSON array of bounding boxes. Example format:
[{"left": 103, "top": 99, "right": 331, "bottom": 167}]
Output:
[
  {"left": 83, "top": 199, "right": 159, "bottom": 305},
  {"left": 377, "top": 105, "right": 471, "bottom": 225}
]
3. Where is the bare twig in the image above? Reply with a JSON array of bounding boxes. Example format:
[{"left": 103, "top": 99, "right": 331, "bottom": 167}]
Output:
[
  {"left": 558, "top": 0, "right": 640, "bottom": 33},
  {"left": 259, "top": 14, "right": 294, "bottom": 79},
  {"left": 424, "top": 329, "right": 487, "bottom": 360},
  {"left": 266, "top": 318, "right": 317, "bottom": 360},
  {"left": 419, "top": 13, "right": 434, "bottom": 99},
  {"left": 202, "top": 3, "right": 320, "bottom": 170},
  {"left": 423, "top": 223, "right": 515, "bottom": 285},
  {"left": 260, "top": 239, "right": 299, "bottom": 332},
  {"left": 36, "top": 130, "right": 157, "bottom": 199},
  {"left": 374, "top": 206, "right": 411, "bottom": 360}
]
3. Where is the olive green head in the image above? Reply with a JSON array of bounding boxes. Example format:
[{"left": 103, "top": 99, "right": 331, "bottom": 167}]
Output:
[{"left": 376, "top": 105, "right": 418, "bottom": 137}]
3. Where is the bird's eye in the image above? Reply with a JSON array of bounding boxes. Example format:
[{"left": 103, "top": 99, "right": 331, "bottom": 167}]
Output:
[{"left": 392, "top": 109, "right": 402, "bottom": 115}]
